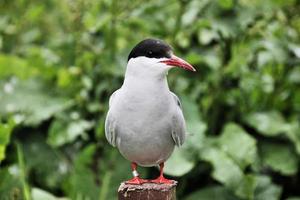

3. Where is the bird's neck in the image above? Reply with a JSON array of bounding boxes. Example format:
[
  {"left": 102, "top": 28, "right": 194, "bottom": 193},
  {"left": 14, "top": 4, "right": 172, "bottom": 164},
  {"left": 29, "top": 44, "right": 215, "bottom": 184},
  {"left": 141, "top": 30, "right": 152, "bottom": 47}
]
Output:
[
  {"left": 123, "top": 72, "right": 169, "bottom": 93},
  {"left": 122, "top": 61, "right": 171, "bottom": 92}
]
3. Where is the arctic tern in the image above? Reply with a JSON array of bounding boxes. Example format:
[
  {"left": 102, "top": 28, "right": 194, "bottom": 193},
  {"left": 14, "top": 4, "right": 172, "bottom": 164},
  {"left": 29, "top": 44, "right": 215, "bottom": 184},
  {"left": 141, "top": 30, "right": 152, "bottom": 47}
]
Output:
[{"left": 105, "top": 38, "right": 196, "bottom": 184}]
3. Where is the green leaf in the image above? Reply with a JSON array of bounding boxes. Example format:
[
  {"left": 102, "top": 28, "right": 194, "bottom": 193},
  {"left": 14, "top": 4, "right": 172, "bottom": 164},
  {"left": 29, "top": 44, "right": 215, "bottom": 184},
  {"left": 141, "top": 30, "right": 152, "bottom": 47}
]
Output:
[
  {"left": 48, "top": 119, "right": 94, "bottom": 147},
  {"left": 260, "top": 143, "right": 298, "bottom": 176},
  {"left": 0, "top": 54, "right": 37, "bottom": 79},
  {"left": 32, "top": 188, "right": 69, "bottom": 200},
  {"left": 201, "top": 147, "right": 242, "bottom": 187},
  {"left": 181, "top": 0, "right": 207, "bottom": 27},
  {"left": 254, "top": 175, "right": 282, "bottom": 200},
  {"left": 0, "top": 166, "right": 23, "bottom": 200},
  {"left": 245, "top": 111, "right": 288, "bottom": 136},
  {"left": 165, "top": 147, "right": 194, "bottom": 176},
  {"left": 16, "top": 143, "right": 31, "bottom": 200},
  {"left": 175, "top": 32, "right": 190, "bottom": 48},
  {"left": 65, "top": 145, "right": 100, "bottom": 200},
  {"left": 290, "top": 45, "right": 300, "bottom": 58},
  {"left": 287, "top": 67, "right": 300, "bottom": 84},
  {"left": 0, "top": 118, "right": 15, "bottom": 163},
  {"left": 22, "top": 134, "right": 68, "bottom": 189},
  {"left": 181, "top": 96, "right": 207, "bottom": 151},
  {"left": 217, "top": 0, "right": 234, "bottom": 9},
  {"left": 198, "top": 29, "right": 218, "bottom": 45},
  {"left": 285, "top": 121, "right": 300, "bottom": 155},
  {"left": 184, "top": 186, "right": 239, "bottom": 200},
  {"left": 218, "top": 123, "right": 257, "bottom": 169},
  {"left": 200, "top": 147, "right": 257, "bottom": 199},
  {"left": 0, "top": 79, "right": 72, "bottom": 126},
  {"left": 235, "top": 174, "right": 257, "bottom": 199}
]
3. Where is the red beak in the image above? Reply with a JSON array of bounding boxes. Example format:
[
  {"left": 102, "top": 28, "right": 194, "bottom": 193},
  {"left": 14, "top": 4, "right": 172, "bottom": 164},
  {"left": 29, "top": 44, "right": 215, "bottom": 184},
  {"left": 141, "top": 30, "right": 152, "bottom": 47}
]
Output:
[{"left": 160, "top": 55, "right": 196, "bottom": 72}]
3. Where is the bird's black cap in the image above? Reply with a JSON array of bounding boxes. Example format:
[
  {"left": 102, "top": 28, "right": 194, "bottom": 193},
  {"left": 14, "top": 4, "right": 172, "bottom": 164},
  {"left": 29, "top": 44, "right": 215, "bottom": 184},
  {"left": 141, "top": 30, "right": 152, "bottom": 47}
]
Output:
[{"left": 128, "top": 38, "right": 173, "bottom": 61}]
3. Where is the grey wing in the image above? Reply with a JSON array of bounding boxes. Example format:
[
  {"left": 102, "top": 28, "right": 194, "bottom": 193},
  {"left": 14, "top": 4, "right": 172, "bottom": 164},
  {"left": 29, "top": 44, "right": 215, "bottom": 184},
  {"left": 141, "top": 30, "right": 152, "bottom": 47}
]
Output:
[
  {"left": 105, "top": 90, "right": 119, "bottom": 147},
  {"left": 170, "top": 92, "right": 186, "bottom": 147}
]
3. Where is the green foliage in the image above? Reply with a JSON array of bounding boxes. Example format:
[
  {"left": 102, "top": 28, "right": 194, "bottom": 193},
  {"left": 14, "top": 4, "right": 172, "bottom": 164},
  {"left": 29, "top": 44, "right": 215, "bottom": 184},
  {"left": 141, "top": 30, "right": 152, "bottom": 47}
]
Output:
[
  {"left": 260, "top": 143, "right": 298, "bottom": 176},
  {"left": 32, "top": 188, "right": 69, "bottom": 200},
  {"left": 245, "top": 111, "right": 288, "bottom": 136},
  {"left": 201, "top": 146, "right": 256, "bottom": 199},
  {"left": 184, "top": 186, "right": 239, "bottom": 200},
  {"left": 0, "top": 118, "right": 14, "bottom": 163},
  {"left": 65, "top": 145, "right": 100, "bottom": 200},
  {"left": 218, "top": 123, "right": 257, "bottom": 169},
  {"left": 0, "top": 167, "right": 23, "bottom": 199},
  {"left": 0, "top": 80, "right": 72, "bottom": 126},
  {"left": 254, "top": 175, "right": 282, "bottom": 200},
  {"left": 0, "top": 0, "right": 300, "bottom": 199}
]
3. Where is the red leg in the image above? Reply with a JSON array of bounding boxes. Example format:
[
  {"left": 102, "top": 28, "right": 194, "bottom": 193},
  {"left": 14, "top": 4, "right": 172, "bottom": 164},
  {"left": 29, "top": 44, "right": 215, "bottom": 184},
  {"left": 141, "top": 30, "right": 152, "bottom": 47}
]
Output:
[
  {"left": 125, "top": 162, "right": 147, "bottom": 185},
  {"left": 151, "top": 163, "right": 174, "bottom": 184}
]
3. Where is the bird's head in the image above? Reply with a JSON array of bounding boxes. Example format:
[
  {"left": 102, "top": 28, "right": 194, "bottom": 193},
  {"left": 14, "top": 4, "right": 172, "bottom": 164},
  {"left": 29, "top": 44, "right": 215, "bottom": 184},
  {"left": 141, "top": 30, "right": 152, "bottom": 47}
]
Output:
[{"left": 126, "top": 38, "right": 195, "bottom": 78}]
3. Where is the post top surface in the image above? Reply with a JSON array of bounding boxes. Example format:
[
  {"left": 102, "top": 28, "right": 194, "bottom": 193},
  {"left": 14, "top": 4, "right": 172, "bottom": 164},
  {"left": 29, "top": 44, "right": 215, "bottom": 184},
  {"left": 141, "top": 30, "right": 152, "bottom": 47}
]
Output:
[{"left": 118, "top": 181, "right": 178, "bottom": 192}]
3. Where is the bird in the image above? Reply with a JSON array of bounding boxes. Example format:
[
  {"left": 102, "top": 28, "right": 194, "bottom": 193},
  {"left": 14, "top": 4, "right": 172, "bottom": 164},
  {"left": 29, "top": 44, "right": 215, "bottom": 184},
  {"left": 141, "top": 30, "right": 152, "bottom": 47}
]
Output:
[{"left": 105, "top": 38, "right": 195, "bottom": 185}]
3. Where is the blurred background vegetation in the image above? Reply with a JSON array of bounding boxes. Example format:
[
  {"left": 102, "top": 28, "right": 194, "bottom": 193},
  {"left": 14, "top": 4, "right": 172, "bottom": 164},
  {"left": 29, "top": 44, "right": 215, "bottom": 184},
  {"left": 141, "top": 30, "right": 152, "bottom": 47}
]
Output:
[{"left": 0, "top": 0, "right": 300, "bottom": 199}]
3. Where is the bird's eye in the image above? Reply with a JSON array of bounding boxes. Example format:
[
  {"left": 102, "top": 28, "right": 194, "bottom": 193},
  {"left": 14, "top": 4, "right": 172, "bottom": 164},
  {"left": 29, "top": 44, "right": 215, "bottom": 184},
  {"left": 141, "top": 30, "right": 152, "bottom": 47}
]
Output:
[{"left": 148, "top": 51, "right": 153, "bottom": 55}]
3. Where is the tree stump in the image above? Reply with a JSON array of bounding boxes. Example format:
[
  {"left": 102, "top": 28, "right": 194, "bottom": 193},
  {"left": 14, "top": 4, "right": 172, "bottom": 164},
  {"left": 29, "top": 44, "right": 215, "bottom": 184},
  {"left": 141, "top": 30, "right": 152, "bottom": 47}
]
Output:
[{"left": 118, "top": 181, "right": 177, "bottom": 200}]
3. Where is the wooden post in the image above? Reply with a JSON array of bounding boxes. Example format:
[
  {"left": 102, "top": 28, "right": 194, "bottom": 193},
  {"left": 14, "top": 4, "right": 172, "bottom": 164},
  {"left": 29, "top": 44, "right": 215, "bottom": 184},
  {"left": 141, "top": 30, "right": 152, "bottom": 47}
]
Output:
[{"left": 118, "top": 181, "right": 177, "bottom": 200}]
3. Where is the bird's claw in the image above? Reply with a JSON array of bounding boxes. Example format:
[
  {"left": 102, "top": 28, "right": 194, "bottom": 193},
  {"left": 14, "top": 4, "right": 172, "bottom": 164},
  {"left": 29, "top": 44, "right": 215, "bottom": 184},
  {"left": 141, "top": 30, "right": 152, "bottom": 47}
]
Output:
[
  {"left": 125, "top": 177, "right": 148, "bottom": 185},
  {"left": 150, "top": 175, "right": 175, "bottom": 184}
]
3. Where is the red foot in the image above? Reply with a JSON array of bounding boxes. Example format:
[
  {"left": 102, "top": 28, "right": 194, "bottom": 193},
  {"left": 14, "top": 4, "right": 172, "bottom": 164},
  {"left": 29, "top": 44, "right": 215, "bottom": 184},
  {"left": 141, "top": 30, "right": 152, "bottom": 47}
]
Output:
[
  {"left": 125, "top": 177, "right": 148, "bottom": 185},
  {"left": 150, "top": 175, "right": 175, "bottom": 184}
]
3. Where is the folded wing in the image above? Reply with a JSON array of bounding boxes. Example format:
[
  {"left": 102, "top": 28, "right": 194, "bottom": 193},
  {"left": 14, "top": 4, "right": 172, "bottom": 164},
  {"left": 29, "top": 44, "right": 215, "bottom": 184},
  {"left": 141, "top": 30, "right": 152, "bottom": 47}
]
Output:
[
  {"left": 105, "top": 90, "right": 119, "bottom": 147},
  {"left": 170, "top": 92, "right": 186, "bottom": 147}
]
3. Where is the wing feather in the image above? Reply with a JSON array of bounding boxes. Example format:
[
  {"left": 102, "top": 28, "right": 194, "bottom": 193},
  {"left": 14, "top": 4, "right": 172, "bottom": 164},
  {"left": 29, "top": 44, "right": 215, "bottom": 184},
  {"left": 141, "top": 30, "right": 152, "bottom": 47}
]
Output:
[
  {"left": 170, "top": 92, "right": 186, "bottom": 146},
  {"left": 105, "top": 90, "right": 119, "bottom": 147}
]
